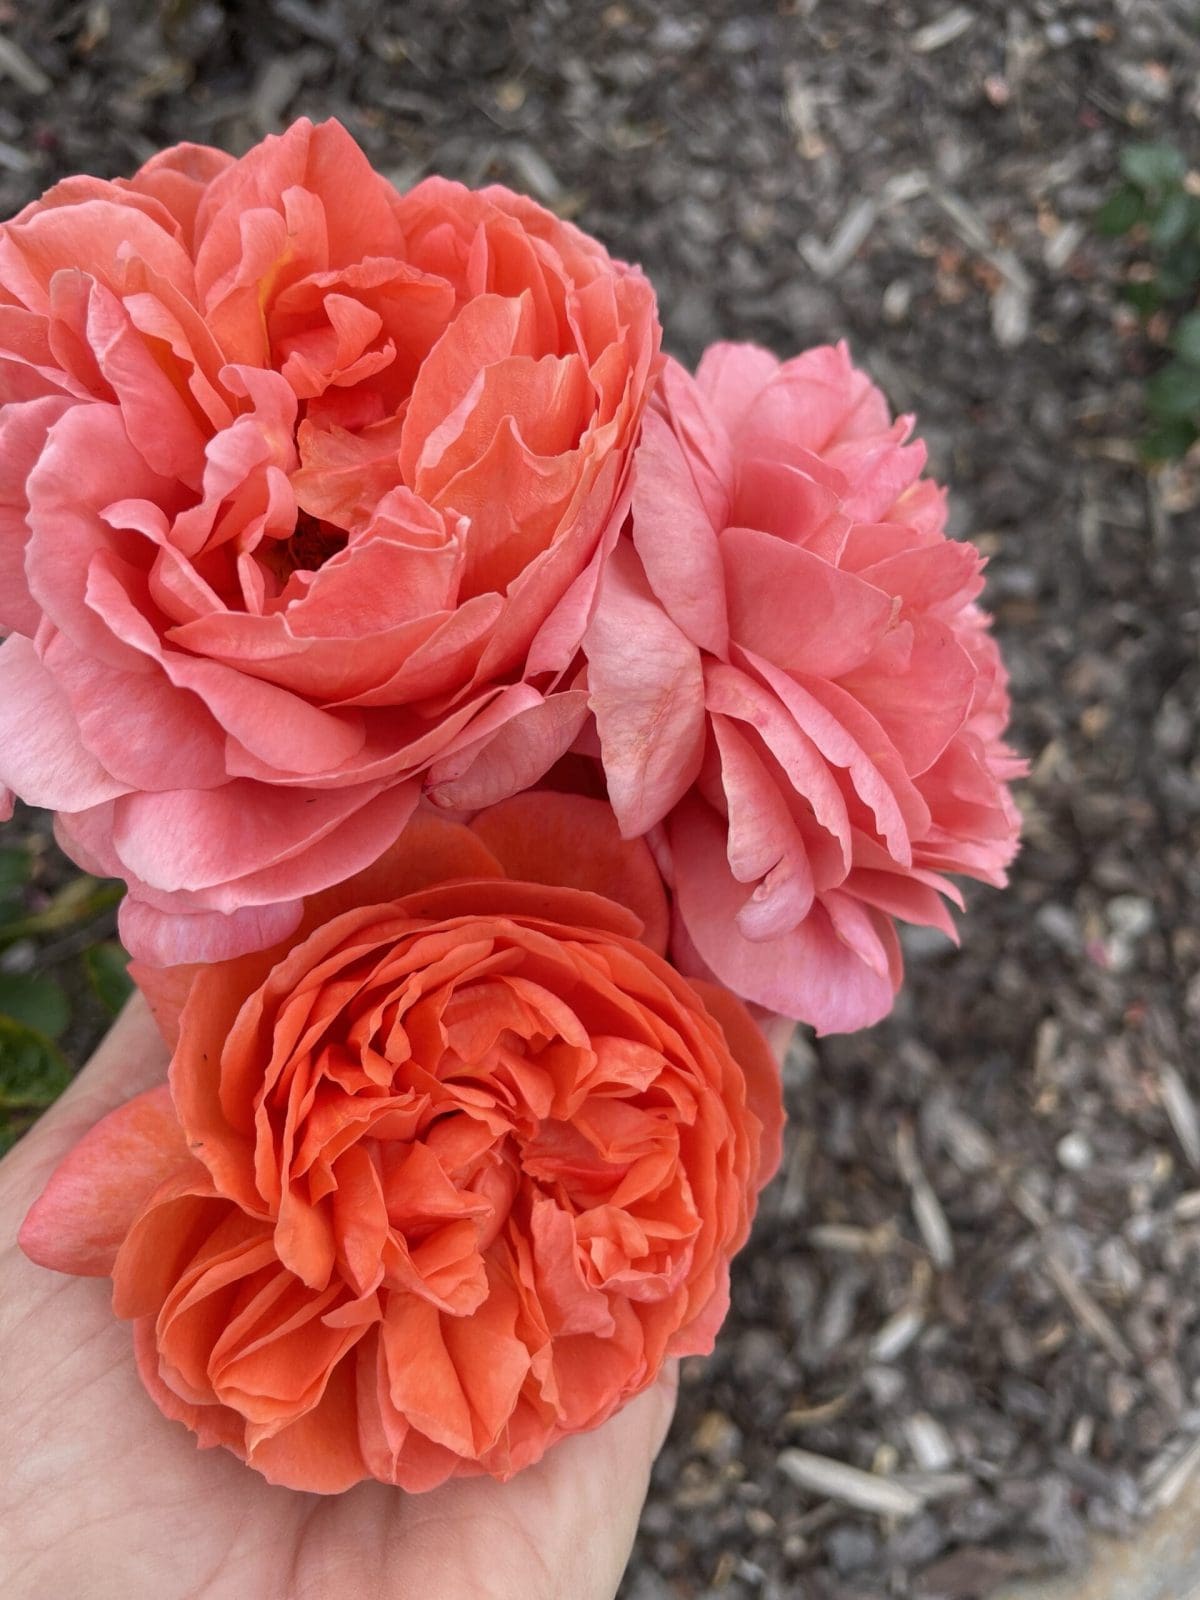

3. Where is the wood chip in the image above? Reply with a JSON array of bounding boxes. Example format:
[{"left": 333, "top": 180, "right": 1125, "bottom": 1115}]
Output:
[
  {"left": 1141, "top": 1433, "right": 1200, "bottom": 1514},
  {"left": 251, "top": 51, "right": 318, "bottom": 133},
  {"left": 992, "top": 280, "right": 1030, "bottom": 348},
  {"left": 904, "top": 1413, "right": 956, "bottom": 1472},
  {"left": 0, "top": 35, "right": 52, "bottom": 95},
  {"left": 0, "top": 138, "right": 37, "bottom": 174},
  {"left": 504, "top": 142, "right": 563, "bottom": 204},
  {"left": 1041, "top": 1248, "right": 1134, "bottom": 1367},
  {"left": 870, "top": 1306, "right": 925, "bottom": 1363},
  {"left": 799, "top": 197, "right": 878, "bottom": 280},
  {"left": 1160, "top": 1065, "right": 1200, "bottom": 1169},
  {"left": 783, "top": 1390, "right": 855, "bottom": 1429},
  {"left": 778, "top": 1448, "right": 924, "bottom": 1519},
  {"left": 938, "top": 1105, "right": 996, "bottom": 1172},
  {"left": 897, "top": 1123, "right": 955, "bottom": 1268},
  {"left": 1043, "top": 219, "right": 1084, "bottom": 272},
  {"left": 892, "top": 1470, "right": 975, "bottom": 1501},
  {"left": 806, "top": 1222, "right": 896, "bottom": 1255},
  {"left": 931, "top": 188, "right": 1032, "bottom": 292},
  {"left": 911, "top": 7, "right": 976, "bottom": 53}
]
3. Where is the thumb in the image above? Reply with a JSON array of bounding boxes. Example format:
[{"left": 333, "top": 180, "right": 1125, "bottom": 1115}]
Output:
[{"left": 412, "top": 1361, "right": 679, "bottom": 1600}]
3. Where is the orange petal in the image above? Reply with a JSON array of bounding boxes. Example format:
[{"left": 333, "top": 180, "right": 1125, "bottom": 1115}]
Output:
[
  {"left": 297, "top": 809, "right": 505, "bottom": 936},
  {"left": 19, "top": 1085, "right": 194, "bottom": 1276},
  {"left": 688, "top": 977, "right": 785, "bottom": 1189},
  {"left": 469, "top": 792, "right": 669, "bottom": 954},
  {"left": 132, "top": 1316, "right": 248, "bottom": 1455},
  {"left": 244, "top": 1351, "right": 369, "bottom": 1493},
  {"left": 128, "top": 958, "right": 202, "bottom": 1048},
  {"left": 396, "top": 878, "right": 643, "bottom": 943}
]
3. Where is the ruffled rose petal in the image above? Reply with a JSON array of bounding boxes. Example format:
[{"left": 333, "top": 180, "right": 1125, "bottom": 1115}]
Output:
[
  {"left": 468, "top": 791, "right": 670, "bottom": 955},
  {"left": 0, "top": 634, "right": 131, "bottom": 811},
  {"left": 669, "top": 795, "right": 897, "bottom": 1033},
  {"left": 22, "top": 789, "right": 779, "bottom": 1493},
  {"left": 0, "top": 117, "right": 660, "bottom": 963},
  {"left": 18, "top": 1086, "right": 192, "bottom": 1276},
  {"left": 586, "top": 541, "right": 707, "bottom": 837}
]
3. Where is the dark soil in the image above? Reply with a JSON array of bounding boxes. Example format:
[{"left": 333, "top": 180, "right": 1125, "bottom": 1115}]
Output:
[{"left": 2, "top": 2, "right": 1199, "bottom": 1595}]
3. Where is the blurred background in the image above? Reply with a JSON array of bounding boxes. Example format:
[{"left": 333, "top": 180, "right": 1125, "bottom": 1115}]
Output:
[{"left": 1, "top": 3, "right": 1198, "bottom": 1595}]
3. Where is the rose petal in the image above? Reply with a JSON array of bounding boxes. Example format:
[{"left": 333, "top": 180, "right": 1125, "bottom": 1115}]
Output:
[
  {"left": 469, "top": 791, "right": 670, "bottom": 955},
  {"left": 19, "top": 1086, "right": 193, "bottom": 1276},
  {"left": 586, "top": 541, "right": 706, "bottom": 837}
]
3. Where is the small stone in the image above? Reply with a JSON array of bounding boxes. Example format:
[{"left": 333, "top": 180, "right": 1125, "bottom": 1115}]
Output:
[
  {"left": 692, "top": 1410, "right": 742, "bottom": 1463},
  {"left": 1035, "top": 903, "right": 1081, "bottom": 953},
  {"left": 883, "top": 279, "right": 912, "bottom": 322},
  {"left": 744, "top": 1507, "right": 776, "bottom": 1537},
  {"left": 827, "top": 1524, "right": 880, "bottom": 1574},
  {"left": 1056, "top": 1131, "right": 1093, "bottom": 1171},
  {"left": 1106, "top": 895, "right": 1156, "bottom": 940},
  {"left": 904, "top": 1411, "right": 956, "bottom": 1471}
]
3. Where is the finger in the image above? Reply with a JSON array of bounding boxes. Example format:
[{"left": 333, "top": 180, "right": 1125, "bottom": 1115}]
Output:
[
  {"left": 545, "top": 1360, "right": 680, "bottom": 1599},
  {"left": 0, "top": 994, "right": 169, "bottom": 1213},
  {"left": 367, "top": 1362, "right": 681, "bottom": 1600}
]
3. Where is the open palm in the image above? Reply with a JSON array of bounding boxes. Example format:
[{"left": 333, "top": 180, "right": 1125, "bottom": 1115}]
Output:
[{"left": 0, "top": 1000, "right": 676, "bottom": 1600}]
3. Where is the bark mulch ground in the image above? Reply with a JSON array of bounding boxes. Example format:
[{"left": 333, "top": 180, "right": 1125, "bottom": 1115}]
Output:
[{"left": 2, "top": 3, "right": 1198, "bottom": 1595}]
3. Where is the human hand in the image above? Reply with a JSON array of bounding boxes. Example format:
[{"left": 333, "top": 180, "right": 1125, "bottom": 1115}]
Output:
[{"left": 0, "top": 997, "right": 678, "bottom": 1600}]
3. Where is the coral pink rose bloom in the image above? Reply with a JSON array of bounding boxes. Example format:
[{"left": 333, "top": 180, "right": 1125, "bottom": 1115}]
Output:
[
  {"left": 584, "top": 342, "right": 1025, "bottom": 1034},
  {"left": 21, "top": 794, "right": 781, "bottom": 1493},
  {"left": 0, "top": 119, "right": 660, "bottom": 964}
]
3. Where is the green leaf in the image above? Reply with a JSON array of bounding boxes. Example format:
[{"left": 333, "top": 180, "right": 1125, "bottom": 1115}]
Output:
[
  {"left": 0, "top": 972, "right": 70, "bottom": 1039},
  {"left": 0, "top": 876, "right": 122, "bottom": 945},
  {"left": 1096, "top": 184, "right": 1143, "bottom": 236},
  {"left": 1157, "top": 244, "right": 1200, "bottom": 299},
  {"left": 1146, "top": 358, "right": 1200, "bottom": 420},
  {"left": 1119, "top": 280, "right": 1162, "bottom": 316},
  {"left": 84, "top": 941, "right": 133, "bottom": 1017},
  {"left": 1174, "top": 311, "right": 1200, "bottom": 366},
  {"left": 1142, "top": 416, "right": 1198, "bottom": 461},
  {"left": 1120, "top": 142, "right": 1187, "bottom": 193},
  {"left": 0, "top": 848, "right": 30, "bottom": 897},
  {"left": 0, "top": 1015, "right": 71, "bottom": 1111},
  {"left": 1151, "top": 190, "right": 1194, "bottom": 251}
]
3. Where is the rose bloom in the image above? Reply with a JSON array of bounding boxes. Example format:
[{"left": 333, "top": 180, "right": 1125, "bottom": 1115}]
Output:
[
  {"left": 0, "top": 118, "right": 659, "bottom": 965},
  {"left": 585, "top": 342, "right": 1025, "bottom": 1034},
  {"left": 21, "top": 794, "right": 781, "bottom": 1493}
]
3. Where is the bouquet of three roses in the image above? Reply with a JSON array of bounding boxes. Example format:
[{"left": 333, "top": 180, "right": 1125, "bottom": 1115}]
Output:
[{"left": 0, "top": 118, "right": 1021, "bottom": 1493}]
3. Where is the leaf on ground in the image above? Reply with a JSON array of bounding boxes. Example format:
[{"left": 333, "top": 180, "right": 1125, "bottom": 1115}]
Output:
[
  {"left": 1174, "top": 311, "right": 1200, "bottom": 367},
  {"left": 84, "top": 941, "right": 133, "bottom": 1016},
  {"left": 0, "top": 972, "right": 70, "bottom": 1039},
  {"left": 1095, "top": 184, "right": 1142, "bottom": 237},
  {"left": 1146, "top": 359, "right": 1200, "bottom": 421},
  {"left": 1120, "top": 142, "right": 1187, "bottom": 193},
  {"left": 1143, "top": 416, "right": 1199, "bottom": 462},
  {"left": 0, "top": 847, "right": 30, "bottom": 897},
  {"left": 0, "top": 1015, "right": 71, "bottom": 1110}
]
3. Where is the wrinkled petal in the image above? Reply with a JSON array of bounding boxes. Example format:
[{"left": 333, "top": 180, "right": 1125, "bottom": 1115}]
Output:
[{"left": 586, "top": 541, "right": 706, "bottom": 837}]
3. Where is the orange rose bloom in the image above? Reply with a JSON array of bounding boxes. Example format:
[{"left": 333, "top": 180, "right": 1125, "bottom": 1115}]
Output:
[{"left": 21, "top": 794, "right": 781, "bottom": 1492}]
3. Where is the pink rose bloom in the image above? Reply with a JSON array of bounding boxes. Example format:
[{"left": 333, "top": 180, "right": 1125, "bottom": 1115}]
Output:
[
  {"left": 584, "top": 342, "right": 1025, "bottom": 1034},
  {"left": 0, "top": 118, "right": 660, "bottom": 964}
]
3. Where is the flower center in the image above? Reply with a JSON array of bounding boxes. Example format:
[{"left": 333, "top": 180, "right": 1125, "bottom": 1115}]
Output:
[{"left": 263, "top": 511, "right": 348, "bottom": 583}]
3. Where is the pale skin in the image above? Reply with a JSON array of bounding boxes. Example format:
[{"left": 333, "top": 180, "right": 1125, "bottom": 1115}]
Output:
[{"left": 0, "top": 998, "right": 678, "bottom": 1600}]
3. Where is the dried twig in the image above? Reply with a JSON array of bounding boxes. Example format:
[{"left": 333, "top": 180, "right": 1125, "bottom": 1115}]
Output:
[
  {"left": 896, "top": 1123, "right": 954, "bottom": 1269},
  {"left": 778, "top": 1449, "right": 924, "bottom": 1519},
  {"left": 1160, "top": 1066, "right": 1200, "bottom": 1170}
]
